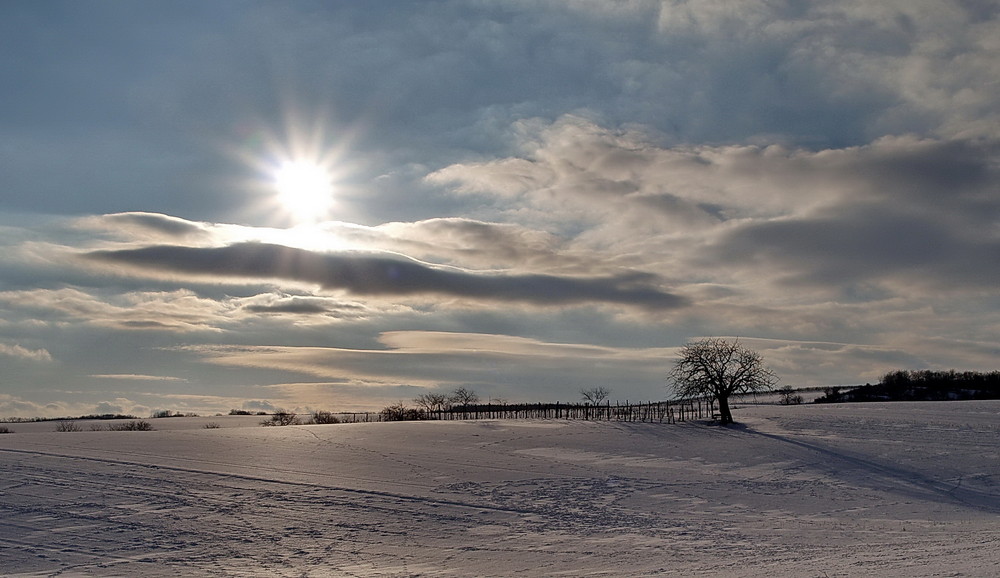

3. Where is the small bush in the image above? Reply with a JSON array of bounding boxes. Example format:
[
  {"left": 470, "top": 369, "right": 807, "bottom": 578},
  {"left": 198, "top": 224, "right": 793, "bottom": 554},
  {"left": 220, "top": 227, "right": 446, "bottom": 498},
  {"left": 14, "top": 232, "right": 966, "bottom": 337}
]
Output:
[
  {"left": 203, "top": 422, "right": 221, "bottom": 429},
  {"left": 55, "top": 421, "right": 82, "bottom": 432},
  {"left": 0, "top": 426, "right": 13, "bottom": 434},
  {"left": 261, "top": 411, "right": 300, "bottom": 426},
  {"left": 311, "top": 410, "right": 340, "bottom": 424},
  {"left": 107, "top": 420, "right": 155, "bottom": 431},
  {"left": 379, "top": 403, "right": 428, "bottom": 422}
]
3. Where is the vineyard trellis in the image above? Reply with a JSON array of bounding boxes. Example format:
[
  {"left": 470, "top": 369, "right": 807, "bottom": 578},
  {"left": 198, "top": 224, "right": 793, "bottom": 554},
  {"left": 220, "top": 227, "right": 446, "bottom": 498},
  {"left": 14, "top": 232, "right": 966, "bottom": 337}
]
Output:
[{"left": 333, "top": 399, "right": 719, "bottom": 424}]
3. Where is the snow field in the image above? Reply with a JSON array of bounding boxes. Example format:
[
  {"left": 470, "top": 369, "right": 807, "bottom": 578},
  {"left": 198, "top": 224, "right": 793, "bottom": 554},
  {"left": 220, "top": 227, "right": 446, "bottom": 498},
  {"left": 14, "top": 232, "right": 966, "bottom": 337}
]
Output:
[{"left": 1, "top": 401, "right": 998, "bottom": 576}]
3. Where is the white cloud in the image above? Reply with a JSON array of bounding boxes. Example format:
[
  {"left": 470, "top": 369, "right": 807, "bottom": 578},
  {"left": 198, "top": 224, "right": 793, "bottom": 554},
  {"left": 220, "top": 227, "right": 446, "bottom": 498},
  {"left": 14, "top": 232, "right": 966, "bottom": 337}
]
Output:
[
  {"left": 241, "top": 400, "right": 279, "bottom": 413},
  {"left": 0, "top": 343, "right": 52, "bottom": 362},
  {"left": 0, "top": 394, "right": 72, "bottom": 419},
  {"left": 0, "top": 288, "right": 232, "bottom": 333},
  {"left": 89, "top": 374, "right": 187, "bottom": 382}
]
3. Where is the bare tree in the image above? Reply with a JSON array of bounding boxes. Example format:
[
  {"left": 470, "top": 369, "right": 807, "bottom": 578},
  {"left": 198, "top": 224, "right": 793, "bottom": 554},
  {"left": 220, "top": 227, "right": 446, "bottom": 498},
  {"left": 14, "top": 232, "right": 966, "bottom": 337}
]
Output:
[
  {"left": 668, "top": 338, "right": 778, "bottom": 425},
  {"left": 448, "top": 387, "right": 480, "bottom": 406},
  {"left": 413, "top": 393, "right": 450, "bottom": 412},
  {"left": 580, "top": 386, "right": 610, "bottom": 405},
  {"left": 776, "top": 386, "right": 803, "bottom": 405}
]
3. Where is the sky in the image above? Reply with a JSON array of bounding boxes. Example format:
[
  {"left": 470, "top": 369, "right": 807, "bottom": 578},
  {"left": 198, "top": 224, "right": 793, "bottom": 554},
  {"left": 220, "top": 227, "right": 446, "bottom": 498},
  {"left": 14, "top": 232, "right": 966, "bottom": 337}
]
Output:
[{"left": 1, "top": 0, "right": 998, "bottom": 418}]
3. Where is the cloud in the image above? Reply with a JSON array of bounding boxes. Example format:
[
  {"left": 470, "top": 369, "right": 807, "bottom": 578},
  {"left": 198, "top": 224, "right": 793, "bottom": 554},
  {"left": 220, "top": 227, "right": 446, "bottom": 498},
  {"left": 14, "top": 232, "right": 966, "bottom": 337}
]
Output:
[
  {"left": 430, "top": 117, "right": 1000, "bottom": 301},
  {"left": 373, "top": 218, "right": 578, "bottom": 272},
  {"left": 75, "top": 212, "right": 211, "bottom": 241},
  {"left": 86, "top": 242, "right": 687, "bottom": 310},
  {"left": 93, "top": 401, "right": 125, "bottom": 415},
  {"left": 77, "top": 213, "right": 585, "bottom": 275},
  {"left": 654, "top": 0, "right": 1000, "bottom": 141},
  {"left": 174, "top": 331, "right": 676, "bottom": 400},
  {"left": 241, "top": 400, "right": 279, "bottom": 413},
  {"left": 0, "top": 288, "right": 231, "bottom": 332},
  {"left": 243, "top": 298, "right": 334, "bottom": 315},
  {"left": 89, "top": 374, "right": 187, "bottom": 382},
  {"left": 377, "top": 330, "right": 662, "bottom": 360},
  {"left": 0, "top": 343, "right": 52, "bottom": 362},
  {"left": 0, "top": 394, "right": 72, "bottom": 419},
  {"left": 714, "top": 204, "right": 1000, "bottom": 294},
  {"left": 237, "top": 293, "right": 371, "bottom": 319}
]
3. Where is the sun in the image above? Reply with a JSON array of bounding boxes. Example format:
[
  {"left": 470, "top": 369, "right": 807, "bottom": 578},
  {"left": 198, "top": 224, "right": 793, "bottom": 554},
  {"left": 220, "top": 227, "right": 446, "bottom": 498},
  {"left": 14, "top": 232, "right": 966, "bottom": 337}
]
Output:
[{"left": 273, "top": 160, "right": 335, "bottom": 224}]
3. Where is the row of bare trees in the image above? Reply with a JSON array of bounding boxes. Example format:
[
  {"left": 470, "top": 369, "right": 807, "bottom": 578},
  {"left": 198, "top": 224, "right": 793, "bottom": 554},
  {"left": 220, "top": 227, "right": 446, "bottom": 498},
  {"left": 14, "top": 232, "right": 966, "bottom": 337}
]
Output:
[{"left": 412, "top": 386, "right": 482, "bottom": 412}]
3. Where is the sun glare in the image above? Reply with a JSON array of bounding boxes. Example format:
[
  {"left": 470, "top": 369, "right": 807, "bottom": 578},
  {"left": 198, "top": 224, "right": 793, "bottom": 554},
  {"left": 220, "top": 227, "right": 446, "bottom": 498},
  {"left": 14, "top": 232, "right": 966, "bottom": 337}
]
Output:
[{"left": 273, "top": 160, "right": 335, "bottom": 223}]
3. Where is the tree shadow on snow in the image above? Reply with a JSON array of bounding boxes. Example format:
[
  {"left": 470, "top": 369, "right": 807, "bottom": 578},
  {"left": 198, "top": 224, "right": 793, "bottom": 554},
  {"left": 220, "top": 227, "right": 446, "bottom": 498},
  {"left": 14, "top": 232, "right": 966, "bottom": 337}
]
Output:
[{"left": 740, "top": 425, "right": 1000, "bottom": 514}]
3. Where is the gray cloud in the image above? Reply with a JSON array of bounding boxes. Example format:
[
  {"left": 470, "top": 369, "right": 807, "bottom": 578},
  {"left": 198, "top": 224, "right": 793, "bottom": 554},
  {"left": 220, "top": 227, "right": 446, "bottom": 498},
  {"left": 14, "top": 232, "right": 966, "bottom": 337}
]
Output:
[
  {"left": 432, "top": 117, "right": 1000, "bottom": 300},
  {"left": 86, "top": 212, "right": 210, "bottom": 239},
  {"left": 86, "top": 242, "right": 687, "bottom": 310},
  {"left": 244, "top": 300, "right": 330, "bottom": 315},
  {"left": 373, "top": 218, "right": 579, "bottom": 272},
  {"left": 715, "top": 204, "right": 1000, "bottom": 294},
  {"left": 239, "top": 294, "right": 368, "bottom": 318}
]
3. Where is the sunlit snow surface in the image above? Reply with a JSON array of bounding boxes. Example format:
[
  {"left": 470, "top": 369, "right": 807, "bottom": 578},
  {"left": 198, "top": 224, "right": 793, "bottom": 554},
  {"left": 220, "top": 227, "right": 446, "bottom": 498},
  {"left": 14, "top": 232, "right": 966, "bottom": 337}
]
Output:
[{"left": 1, "top": 402, "right": 998, "bottom": 576}]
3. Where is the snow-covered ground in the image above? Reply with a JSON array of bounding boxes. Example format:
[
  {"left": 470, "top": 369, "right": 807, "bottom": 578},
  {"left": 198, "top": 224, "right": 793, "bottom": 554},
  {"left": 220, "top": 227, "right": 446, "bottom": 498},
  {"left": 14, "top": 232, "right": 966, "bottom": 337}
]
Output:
[{"left": 1, "top": 401, "right": 997, "bottom": 577}]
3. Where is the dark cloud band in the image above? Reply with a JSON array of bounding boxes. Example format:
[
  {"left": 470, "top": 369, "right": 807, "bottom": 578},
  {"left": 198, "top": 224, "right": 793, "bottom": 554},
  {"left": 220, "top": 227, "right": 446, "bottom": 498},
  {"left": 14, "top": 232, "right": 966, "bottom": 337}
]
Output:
[{"left": 87, "top": 242, "right": 687, "bottom": 310}]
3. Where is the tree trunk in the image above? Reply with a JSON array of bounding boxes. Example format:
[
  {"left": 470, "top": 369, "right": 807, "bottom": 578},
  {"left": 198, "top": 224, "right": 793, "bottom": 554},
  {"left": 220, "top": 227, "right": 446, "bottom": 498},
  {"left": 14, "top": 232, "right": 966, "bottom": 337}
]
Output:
[{"left": 717, "top": 395, "right": 733, "bottom": 425}]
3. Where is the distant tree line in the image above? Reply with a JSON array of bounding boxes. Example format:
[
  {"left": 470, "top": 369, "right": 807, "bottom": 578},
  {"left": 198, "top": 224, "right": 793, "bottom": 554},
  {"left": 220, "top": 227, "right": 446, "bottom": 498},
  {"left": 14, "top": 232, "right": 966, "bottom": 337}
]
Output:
[
  {"left": 1, "top": 413, "right": 139, "bottom": 423},
  {"left": 816, "top": 370, "right": 1000, "bottom": 403}
]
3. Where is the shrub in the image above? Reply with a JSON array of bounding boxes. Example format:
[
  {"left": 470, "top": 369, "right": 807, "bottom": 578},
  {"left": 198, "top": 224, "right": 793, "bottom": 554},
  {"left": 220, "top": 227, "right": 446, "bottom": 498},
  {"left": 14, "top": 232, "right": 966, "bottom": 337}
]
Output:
[
  {"left": 312, "top": 410, "right": 340, "bottom": 424},
  {"left": 55, "top": 421, "right": 82, "bottom": 432},
  {"left": 0, "top": 426, "right": 13, "bottom": 434},
  {"left": 107, "top": 420, "right": 155, "bottom": 431},
  {"left": 379, "top": 403, "right": 428, "bottom": 422},
  {"left": 79, "top": 414, "right": 137, "bottom": 420},
  {"left": 203, "top": 422, "right": 221, "bottom": 429},
  {"left": 261, "top": 411, "right": 300, "bottom": 426},
  {"left": 228, "top": 409, "right": 254, "bottom": 415}
]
